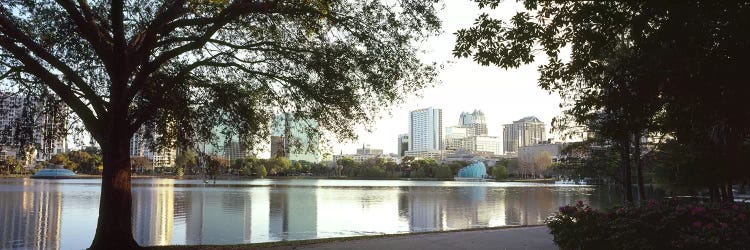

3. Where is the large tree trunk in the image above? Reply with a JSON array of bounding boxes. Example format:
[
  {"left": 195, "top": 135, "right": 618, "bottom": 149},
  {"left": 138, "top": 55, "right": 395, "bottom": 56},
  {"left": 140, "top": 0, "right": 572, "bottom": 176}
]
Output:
[
  {"left": 621, "top": 139, "right": 633, "bottom": 204},
  {"left": 89, "top": 110, "right": 138, "bottom": 249},
  {"left": 634, "top": 132, "right": 646, "bottom": 202}
]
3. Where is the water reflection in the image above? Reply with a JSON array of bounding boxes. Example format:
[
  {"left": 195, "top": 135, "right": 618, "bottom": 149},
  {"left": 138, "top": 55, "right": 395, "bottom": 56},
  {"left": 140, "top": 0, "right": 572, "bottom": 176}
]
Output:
[
  {"left": 0, "top": 179, "right": 62, "bottom": 250},
  {"left": 0, "top": 179, "right": 636, "bottom": 248},
  {"left": 133, "top": 181, "right": 174, "bottom": 245}
]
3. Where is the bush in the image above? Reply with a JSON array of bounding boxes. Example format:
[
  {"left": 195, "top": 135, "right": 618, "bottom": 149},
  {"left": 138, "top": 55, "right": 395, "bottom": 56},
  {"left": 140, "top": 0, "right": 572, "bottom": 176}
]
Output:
[
  {"left": 546, "top": 200, "right": 750, "bottom": 249},
  {"left": 434, "top": 165, "right": 453, "bottom": 180},
  {"left": 493, "top": 165, "right": 508, "bottom": 181}
]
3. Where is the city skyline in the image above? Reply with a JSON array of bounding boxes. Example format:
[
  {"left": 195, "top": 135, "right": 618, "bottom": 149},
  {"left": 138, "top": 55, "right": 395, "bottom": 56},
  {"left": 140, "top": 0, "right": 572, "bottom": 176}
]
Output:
[{"left": 329, "top": 0, "right": 563, "bottom": 156}]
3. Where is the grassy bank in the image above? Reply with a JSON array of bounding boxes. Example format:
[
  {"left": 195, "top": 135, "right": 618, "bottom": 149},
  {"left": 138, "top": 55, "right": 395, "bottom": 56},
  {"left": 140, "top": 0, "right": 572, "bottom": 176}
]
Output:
[{"left": 144, "top": 225, "right": 542, "bottom": 250}]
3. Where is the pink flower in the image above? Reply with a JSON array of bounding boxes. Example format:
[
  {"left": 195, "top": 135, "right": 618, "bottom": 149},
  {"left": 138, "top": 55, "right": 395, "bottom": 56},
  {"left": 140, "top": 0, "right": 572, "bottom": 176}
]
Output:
[
  {"left": 739, "top": 213, "right": 746, "bottom": 221},
  {"left": 705, "top": 223, "right": 714, "bottom": 229},
  {"left": 616, "top": 208, "right": 625, "bottom": 214},
  {"left": 720, "top": 222, "right": 729, "bottom": 230},
  {"left": 693, "top": 221, "right": 702, "bottom": 229},
  {"left": 577, "top": 200, "right": 584, "bottom": 207},
  {"left": 691, "top": 207, "right": 705, "bottom": 215},
  {"left": 732, "top": 205, "right": 739, "bottom": 210}
]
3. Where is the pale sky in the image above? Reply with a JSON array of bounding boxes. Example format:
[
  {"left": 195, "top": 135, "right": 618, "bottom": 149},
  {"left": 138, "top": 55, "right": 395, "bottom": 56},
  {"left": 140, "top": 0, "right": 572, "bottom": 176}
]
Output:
[{"left": 330, "top": 1, "right": 564, "bottom": 155}]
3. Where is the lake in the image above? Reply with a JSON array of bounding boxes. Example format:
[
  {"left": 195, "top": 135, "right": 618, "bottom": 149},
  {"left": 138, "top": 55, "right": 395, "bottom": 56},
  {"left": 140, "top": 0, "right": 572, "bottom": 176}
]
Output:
[{"left": 0, "top": 178, "right": 628, "bottom": 249}]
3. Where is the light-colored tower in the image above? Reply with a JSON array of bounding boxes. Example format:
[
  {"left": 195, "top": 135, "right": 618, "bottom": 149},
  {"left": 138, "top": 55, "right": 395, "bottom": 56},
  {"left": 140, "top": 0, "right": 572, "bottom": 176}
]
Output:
[
  {"left": 408, "top": 107, "right": 443, "bottom": 152},
  {"left": 459, "top": 110, "right": 488, "bottom": 136},
  {"left": 502, "top": 116, "right": 546, "bottom": 153}
]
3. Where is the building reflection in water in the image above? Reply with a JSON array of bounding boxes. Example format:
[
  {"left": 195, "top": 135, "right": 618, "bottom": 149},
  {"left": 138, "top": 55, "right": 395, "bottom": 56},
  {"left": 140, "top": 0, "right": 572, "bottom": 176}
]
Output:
[
  {"left": 0, "top": 179, "right": 62, "bottom": 250},
  {"left": 132, "top": 180, "right": 174, "bottom": 246},
  {"left": 181, "top": 186, "right": 318, "bottom": 244},
  {"left": 0, "top": 179, "right": 630, "bottom": 248}
]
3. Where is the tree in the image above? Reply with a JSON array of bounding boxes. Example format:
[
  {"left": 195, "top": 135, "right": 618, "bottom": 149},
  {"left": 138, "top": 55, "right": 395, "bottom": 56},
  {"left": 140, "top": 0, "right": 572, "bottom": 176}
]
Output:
[
  {"left": 175, "top": 149, "right": 197, "bottom": 174},
  {"left": 0, "top": 1, "right": 440, "bottom": 247},
  {"left": 256, "top": 165, "right": 267, "bottom": 178},
  {"left": 493, "top": 165, "right": 508, "bottom": 181},
  {"left": 1, "top": 156, "right": 23, "bottom": 174},
  {"left": 434, "top": 165, "right": 452, "bottom": 180},
  {"left": 454, "top": 1, "right": 750, "bottom": 203},
  {"left": 68, "top": 150, "right": 94, "bottom": 173},
  {"left": 130, "top": 156, "right": 152, "bottom": 173},
  {"left": 532, "top": 151, "right": 552, "bottom": 178},
  {"left": 49, "top": 153, "right": 77, "bottom": 171}
]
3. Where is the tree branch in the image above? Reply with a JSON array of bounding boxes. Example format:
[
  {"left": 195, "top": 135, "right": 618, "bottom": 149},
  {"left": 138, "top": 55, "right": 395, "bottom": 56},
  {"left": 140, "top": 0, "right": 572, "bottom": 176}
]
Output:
[
  {"left": 125, "top": 0, "right": 290, "bottom": 105},
  {"left": 128, "top": 0, "right": 188, "bottom": 74},
  {"left": 0, "top": 35, "right": 101, "bottom": 139},
  {"left": 0, "top": 12, "right": 107, "bottom": 117},
  {"left": 53, "top": 0, "right": 114, "bottom": 70}
]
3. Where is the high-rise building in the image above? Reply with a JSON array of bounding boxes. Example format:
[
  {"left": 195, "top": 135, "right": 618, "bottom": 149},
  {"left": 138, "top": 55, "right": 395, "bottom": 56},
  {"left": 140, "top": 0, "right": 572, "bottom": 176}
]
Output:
[
  {"left": 0, "top": 93, "right": 67, "bottom": 164},
  {"left": 408, "top": 107, "right": 443, "bottom": 152},
  {"left": 468, "top": 135, "right": 502, "bottom": 155},
  {"left": 502, "top": 116, "right": 546, "bottom": 153},
  {"left": 444, "top": 126, "right": 468, "bottom": 150},
  {"left": 397, "top": 134, "right": 409, "bottom": 157},
  {"left": 459, "top": 110, "right": 488, "bottom": 136},
  {"left": 270, "top": 113, "right": 321, "bottom": 163},
  {"left": 223, "top": 141, "right": 252, "bottom": 162},
  {"left": 129, "top": 129, "right": 177, "bottom": 169}
]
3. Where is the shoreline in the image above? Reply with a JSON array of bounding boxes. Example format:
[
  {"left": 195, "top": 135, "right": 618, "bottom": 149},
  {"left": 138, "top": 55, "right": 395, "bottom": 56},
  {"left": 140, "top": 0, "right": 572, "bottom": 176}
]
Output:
[
  {"left": 1, "top": 174, "right": 558, "bottom": 183},
  {"left": 143, "top": 225, "right": 549, "bottom": 250}
]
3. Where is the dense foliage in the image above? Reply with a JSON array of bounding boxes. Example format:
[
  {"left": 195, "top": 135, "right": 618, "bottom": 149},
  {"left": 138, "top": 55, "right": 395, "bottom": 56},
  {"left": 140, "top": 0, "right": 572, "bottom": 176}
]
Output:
[
  {"left": 455, "top": 0, "right": 750, "bottom": 203},
  {"left": 547, "top": 200, "right": 750, "bottom": 249},
  {"left": 1, "top": 1, "right": 441, "bottom": 247}
]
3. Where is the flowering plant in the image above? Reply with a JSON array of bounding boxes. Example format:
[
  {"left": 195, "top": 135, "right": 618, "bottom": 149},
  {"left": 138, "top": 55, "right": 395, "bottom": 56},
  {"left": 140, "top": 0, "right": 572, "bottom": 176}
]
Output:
[{"left": 546, "top": 199, "right": 750, "bottom": 249}]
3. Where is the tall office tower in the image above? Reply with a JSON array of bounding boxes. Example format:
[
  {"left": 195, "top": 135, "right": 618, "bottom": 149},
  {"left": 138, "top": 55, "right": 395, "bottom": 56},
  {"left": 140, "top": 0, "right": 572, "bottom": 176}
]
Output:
[
  {"left": 502, "top": 116, "right": 546, "bottom": 153},
  {"left": 270, "top": 113, "right": 321, "bottom": 163},
  {"left": 0, "top": 92, "right": 67, "bottom": 163},
  {"left": 408, "top": 107, "right": 443, "bottom": 152},
  {"left": 129, "top": 129, "right": 177, "bottom": 169},
  {"left": 397, "top": 134, "right": 409, "bottom": 157},
  {"left": 458, "top": 110, "right": 488, "bottom": 136},
  {"left": 444, "top": 126, "right": 468, "bottom": 150}
]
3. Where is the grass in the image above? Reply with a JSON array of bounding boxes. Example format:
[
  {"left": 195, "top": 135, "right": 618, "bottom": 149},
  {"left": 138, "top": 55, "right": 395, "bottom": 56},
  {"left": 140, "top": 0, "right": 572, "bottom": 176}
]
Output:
[{"left": 143, "top": 225, "right": 543, "bottom": 250}]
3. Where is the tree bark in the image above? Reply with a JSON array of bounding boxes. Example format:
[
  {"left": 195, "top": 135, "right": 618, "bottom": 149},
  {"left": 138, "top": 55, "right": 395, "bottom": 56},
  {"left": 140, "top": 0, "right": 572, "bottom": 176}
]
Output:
[
  {"left": 633, "top": 132, "right": 646, "bottom": 202},
  {"left": 621, "top": 139, "right": 633, "bottom": 204},
  {"left": 89, "top": 108, "right": 138, "bottom": 249}
]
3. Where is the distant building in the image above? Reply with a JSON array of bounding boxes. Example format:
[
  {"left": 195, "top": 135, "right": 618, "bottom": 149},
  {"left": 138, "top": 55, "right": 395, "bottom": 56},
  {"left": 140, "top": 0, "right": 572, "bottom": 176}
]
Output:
[
  {"left": 129, "top": 129, "right": 176, "bottom": 169},
  {"left": 502, "top": 116, "right": 546, "bottom": 153},
  {"left": 467, "top": 136, "right": 502, "bottom": 155},
  {"left": 444, "top": 126, "right": 468, "bottom": 150},
  {"left": 408, "top": 107, "right": 443, "bottom": 153},
  {"left": 0, "top": 93, "right": 67, "bottom": 164},
  {"left": 223, "top": 141, "right": 252, "bottom": 162},
  {"left": 397, "top": 134, "right": 409, "bottom": 157},
  {"left": 459, "top": 110, "right": 488, "bottom": 136},
  {"left": 356, "top": 144, "right": 383, "bottom": 155},
  {"left": 270, "top": 114, "right": 321, "bottom": 163},
  {"left": 404, "top": 150, "right": 445, "bottom": 161}
]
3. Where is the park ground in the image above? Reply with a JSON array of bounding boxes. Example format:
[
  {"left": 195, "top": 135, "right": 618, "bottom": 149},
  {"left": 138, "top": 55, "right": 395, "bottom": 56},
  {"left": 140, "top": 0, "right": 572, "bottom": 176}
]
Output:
[{"left": 147, "top": 225, "right": 554, "bottom": 250}]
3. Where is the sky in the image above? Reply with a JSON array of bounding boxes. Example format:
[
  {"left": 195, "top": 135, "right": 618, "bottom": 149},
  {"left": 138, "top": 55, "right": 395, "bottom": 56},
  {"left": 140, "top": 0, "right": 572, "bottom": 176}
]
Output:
[{"left": 329, "top": 1, "right": 564, "bottom": 156}]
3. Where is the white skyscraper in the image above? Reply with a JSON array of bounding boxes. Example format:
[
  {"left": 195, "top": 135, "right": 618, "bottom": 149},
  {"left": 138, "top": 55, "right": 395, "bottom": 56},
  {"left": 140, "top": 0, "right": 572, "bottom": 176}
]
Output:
[{"left": 408, "top": 107, "right": 443, "bottom": 152}]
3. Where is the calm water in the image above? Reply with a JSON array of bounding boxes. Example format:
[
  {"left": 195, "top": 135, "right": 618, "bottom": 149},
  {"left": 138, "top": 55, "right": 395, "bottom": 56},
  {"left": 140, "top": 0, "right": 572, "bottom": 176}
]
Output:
[{"left": 0, "top": 178, "right": 627, "bottom": 249}]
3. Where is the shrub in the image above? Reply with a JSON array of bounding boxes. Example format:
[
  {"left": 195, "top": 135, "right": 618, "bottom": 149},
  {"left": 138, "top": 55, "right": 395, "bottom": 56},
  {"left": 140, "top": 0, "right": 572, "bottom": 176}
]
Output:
[{"left": 546, "top": 200, "right": 750, "bottom": 249}]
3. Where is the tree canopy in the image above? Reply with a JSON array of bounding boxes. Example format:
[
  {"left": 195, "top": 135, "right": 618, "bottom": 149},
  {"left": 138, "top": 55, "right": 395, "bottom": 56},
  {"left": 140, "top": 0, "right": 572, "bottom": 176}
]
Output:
[
  {"left": 0, "top": 0, "right": 441, "bottom": 248},
  {"left": 455, "top": 0, "right": 750, "bottom": 202}
]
